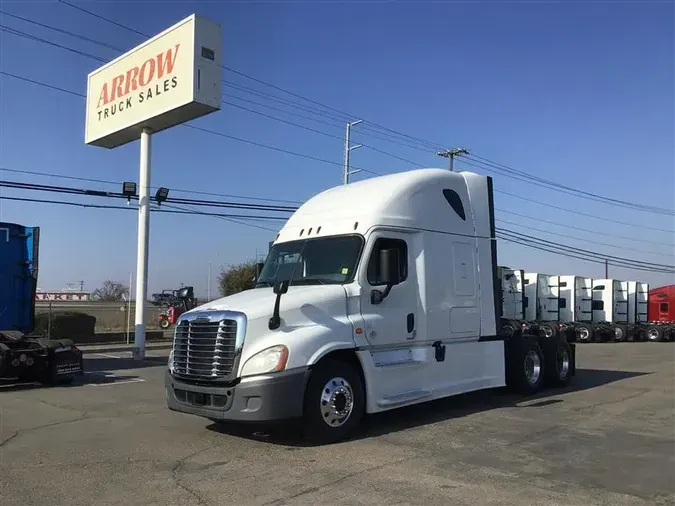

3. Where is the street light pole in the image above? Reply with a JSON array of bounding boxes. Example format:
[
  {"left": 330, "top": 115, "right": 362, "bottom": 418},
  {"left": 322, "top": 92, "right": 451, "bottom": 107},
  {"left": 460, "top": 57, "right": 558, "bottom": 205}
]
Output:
[
  {"left": 343, "top": 120, "right": 363, "bottom": 184},
  {"left": 436, "top": 147, "right": 469, "bottom": 171},
  {"left": 207, "top": 261, "right": 212, "bottom": 302}
]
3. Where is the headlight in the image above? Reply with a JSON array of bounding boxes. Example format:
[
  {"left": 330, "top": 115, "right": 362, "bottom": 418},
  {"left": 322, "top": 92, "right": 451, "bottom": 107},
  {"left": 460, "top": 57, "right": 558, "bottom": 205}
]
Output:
[
  {"left": 168, "top": 349, "right": 174, "bottom": 373},
  {"left": 241, "top": 345, "right": 289, "bottom": 377}
]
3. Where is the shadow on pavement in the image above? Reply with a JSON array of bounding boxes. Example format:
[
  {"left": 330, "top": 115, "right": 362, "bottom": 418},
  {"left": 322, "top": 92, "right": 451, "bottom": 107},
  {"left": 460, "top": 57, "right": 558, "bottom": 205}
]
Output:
[{"left": 206, "top": 368, "right": 651, "bottom": 446}]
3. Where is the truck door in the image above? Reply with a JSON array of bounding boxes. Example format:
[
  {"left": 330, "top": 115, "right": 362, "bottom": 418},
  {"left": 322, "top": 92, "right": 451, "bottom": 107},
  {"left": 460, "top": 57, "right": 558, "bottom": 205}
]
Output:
[{"left": 359, "top": 231, "right": 418, "bottom": 348}]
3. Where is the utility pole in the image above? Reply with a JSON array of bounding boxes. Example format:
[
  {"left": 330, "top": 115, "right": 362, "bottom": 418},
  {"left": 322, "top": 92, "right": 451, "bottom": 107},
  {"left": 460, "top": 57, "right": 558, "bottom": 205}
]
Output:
[
  {"left": 207, "top": 261, "right": 212, "bottom": 302},
  {"left": 605, "top": 259, "right": 608, "bottom": 278},
  {"left": 436, "top": 147, "right": 469, "bottom": 171},
  {"left": 343, "top": 120, "right": 363, "bottom": 184}
]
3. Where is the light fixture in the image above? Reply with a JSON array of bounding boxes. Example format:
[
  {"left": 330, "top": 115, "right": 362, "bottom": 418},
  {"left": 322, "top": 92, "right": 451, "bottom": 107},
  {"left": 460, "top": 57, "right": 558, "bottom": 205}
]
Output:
[
  {"left": 122, "top": 182, "right": 137, "bottom": 204},
  {"left": 155, "top": 187, "right": 169, "bottom": 206}
]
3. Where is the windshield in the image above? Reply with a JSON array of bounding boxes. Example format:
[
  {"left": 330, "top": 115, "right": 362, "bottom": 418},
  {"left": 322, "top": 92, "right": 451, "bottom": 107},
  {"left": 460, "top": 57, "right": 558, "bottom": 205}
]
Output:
[{"left": 256, "top": 235, "right": 364, "bottom": 287}]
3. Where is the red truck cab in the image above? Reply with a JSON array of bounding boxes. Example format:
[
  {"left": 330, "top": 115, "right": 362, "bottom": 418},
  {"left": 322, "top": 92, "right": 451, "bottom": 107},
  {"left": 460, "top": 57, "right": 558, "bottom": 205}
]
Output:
[{"left": 648, "top": 285, "right": 675, "bottom": 323}]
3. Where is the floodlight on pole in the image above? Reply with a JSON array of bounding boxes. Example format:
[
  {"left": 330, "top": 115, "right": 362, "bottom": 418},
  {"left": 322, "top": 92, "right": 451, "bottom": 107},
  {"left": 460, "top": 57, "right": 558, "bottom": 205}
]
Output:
[
  {"left": 122, "top": 181, "right": 137, "bottom": 205},
  {"left": 154, "top": 187, "right": 170, "bottom": 206}
]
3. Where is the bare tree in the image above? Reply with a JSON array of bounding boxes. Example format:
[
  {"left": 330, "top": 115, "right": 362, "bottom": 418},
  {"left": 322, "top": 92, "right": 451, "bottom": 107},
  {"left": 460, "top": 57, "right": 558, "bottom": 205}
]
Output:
[
  {"left": 218, "top": 261, "right": 257, "bottom": 296},
  {"left": 91, "top": 280, "right": 129, "bottom": 302}
]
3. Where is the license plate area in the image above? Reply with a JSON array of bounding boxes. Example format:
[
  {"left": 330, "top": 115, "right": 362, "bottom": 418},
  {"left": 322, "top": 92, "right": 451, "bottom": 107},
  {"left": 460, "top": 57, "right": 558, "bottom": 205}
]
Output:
[{"left": 174, "top": 388, "right": 231, "bottom": 409}]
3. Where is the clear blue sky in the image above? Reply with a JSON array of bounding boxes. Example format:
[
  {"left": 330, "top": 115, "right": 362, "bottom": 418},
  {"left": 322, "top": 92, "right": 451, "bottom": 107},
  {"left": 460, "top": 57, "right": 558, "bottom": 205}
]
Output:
[{"left": 1, "top": 0, "right": 673, "bottom": 298}]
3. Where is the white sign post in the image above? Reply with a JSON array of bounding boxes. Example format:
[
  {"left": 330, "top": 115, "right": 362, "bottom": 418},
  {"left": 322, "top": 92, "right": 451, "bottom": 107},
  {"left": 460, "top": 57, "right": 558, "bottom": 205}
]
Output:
[{"left": 85, "top": 14, "right": 222, "bottom": 359}]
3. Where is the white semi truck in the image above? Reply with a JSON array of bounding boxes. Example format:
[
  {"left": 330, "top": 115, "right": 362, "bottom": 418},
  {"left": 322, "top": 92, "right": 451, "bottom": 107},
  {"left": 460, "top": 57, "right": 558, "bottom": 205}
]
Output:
[{"left": 165, "top": 168, "right": 576, "bottom": 442}]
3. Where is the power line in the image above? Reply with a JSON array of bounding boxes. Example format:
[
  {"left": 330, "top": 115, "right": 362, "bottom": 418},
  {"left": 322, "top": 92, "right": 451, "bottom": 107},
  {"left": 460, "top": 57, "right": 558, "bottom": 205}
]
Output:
[
  {"left": 0, "top": 24, "right": 108, "bottom": 63},
  {"left": 53, "top": 0, "right": 451, "bottom": 152},
  {"left": 3, "top": 17, "right": 672, "bottom": 249},
  {"left": 1, "top": 13, "right": 425, "bottom": 169},
  {"left": 5, "top": 179, "right": 672, "bottom": 273},
  {"left": 496, "top": 218, "right": 674, "bottom": 259},
  {"left": 56, "top": 0, "right": 147, "bottom": 37},
  {"left": 0, "top": 195, "right": 287, "bottom": 222},
  {"left": 496, "top": 208, "right": 674, "bottom": 248},
  {"left": 6, "top": 12, "right": 671, "bottom": 222},
  {"left": 0, "top": 9, "right": 122, "bottom": 51},
  {"left": 497, "top": 228, "right": 674, "bottom": 272},
  {"left": 0, "top": 164, "right": 304, "bottom": 205},
  {"left": 0, "top": 180, "right": 297, "bottom": 213},
  {"left": 0, "top": 70, "right": 376, "bottom": 177},
  {"left": 0, "top": 70, "right": 85, "bottom": 97},
  {"left": 464, "top": 156, "right": 674, "bottom": 216},
  {"left": 6, "top": 8, "right": 673, "bottom": 218},
  {"left": 494, "top": 188, "right": 673, "bottom": 233}
]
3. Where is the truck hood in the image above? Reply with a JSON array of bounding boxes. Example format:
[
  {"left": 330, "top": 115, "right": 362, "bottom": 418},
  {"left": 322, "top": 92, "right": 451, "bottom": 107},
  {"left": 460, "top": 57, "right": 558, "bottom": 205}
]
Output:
[
  {"left": 180, "top": 284, "right": 358, "bottom": 373},
  {"left": 187, "top": 284, "right": 348, "bottom": 323}
]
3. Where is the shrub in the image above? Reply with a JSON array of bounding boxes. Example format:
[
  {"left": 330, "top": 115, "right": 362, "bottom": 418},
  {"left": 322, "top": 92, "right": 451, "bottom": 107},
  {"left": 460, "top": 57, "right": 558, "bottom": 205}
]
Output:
[{"left": 33, "top": 311, "right": 96, "bottom": 340}]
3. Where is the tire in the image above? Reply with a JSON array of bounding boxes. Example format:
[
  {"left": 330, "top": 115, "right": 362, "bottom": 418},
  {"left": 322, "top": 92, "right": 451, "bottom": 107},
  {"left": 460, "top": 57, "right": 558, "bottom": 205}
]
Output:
[
  {"left": 302, "top": 359, "right": 365, "bottom": 444},
  {"left": 539, "top": 323, "right": 556, "bottom": 339},
  {"left": 159, "top": 317, "right": 171, "bottom": 329},
  {"left": 647, "top": 327, "right": 664, "bottom": 342},
  {"left": 542, "top": 339, "right": 573, "bottom": 388},
  {"left": 576, "top": 323, "right": 593, "bottom": 343},
  {"left": 612, "top": 324, "right": 628, "bottom": 342},
  {"left": 506, "top": 338, "right": 545, "bottom": 395}
]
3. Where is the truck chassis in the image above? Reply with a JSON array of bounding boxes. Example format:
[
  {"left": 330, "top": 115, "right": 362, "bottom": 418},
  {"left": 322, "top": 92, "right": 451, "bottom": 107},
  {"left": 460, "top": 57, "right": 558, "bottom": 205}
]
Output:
[{"left": 0, "top": 332, "right": 84, "bottom": 385}]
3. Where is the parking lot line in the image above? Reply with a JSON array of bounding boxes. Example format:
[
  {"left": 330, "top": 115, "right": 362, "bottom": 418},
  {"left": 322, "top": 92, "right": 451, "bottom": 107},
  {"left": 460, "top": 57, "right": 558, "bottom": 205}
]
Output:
[{"left": 89, "top": 378, "right": 146, "bottom": 387}]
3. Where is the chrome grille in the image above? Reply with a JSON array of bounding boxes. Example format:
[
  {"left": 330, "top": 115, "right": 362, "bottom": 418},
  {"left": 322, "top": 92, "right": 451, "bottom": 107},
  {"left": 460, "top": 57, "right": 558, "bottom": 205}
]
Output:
[{"left": 172, "top": 318, "right": 238, "bottom": 379}]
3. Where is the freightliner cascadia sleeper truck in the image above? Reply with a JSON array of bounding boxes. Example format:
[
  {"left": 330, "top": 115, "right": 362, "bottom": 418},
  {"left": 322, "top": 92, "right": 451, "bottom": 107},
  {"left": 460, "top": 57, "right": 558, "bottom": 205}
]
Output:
[{"left": 165, "top": 168, "right": 576, "bottom": 442}]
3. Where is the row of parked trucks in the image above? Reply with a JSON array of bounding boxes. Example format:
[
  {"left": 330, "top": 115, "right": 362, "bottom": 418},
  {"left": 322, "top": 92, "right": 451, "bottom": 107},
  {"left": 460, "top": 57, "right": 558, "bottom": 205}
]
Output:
[{"left": 499, "top": 269, "right": 675, "bottom": 343}]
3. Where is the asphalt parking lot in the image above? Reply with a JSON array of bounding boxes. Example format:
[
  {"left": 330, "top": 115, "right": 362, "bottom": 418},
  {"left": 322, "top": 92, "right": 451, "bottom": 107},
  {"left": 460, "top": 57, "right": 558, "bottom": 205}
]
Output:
[{"left": 1, "top": 343, "right": 674, "bottom": 506}]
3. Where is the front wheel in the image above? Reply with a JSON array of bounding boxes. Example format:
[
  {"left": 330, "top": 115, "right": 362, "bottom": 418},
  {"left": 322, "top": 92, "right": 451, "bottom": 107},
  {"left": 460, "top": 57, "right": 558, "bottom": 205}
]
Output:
[
  {"left": 159, "top": 317, "right": 171, "bottom": 329},
  {"left": 302, "top": 359, "right": 365, "bottom": 444}
]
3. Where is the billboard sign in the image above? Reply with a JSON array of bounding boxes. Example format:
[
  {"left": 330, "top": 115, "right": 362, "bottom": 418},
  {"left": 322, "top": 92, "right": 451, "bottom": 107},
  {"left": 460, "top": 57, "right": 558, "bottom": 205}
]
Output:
[
  {"left": 85, "top": 14, "right": 222, "bottom": 148},
  {"left": 35, "top": 292, "right": 91, "bottom": 302}
]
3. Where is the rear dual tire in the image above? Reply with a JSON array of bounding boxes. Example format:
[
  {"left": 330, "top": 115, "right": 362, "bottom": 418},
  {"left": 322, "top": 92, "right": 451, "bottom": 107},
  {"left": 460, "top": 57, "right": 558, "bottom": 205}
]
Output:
[{"left": 507, "top": 337, "right": 572, "bottom": 394}]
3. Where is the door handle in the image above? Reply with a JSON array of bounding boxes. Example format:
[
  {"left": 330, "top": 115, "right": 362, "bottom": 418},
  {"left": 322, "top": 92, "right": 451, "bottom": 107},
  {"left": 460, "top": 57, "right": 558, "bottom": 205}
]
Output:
[{"left": 407, "top": 313, "right": 415, "bottom": 333}]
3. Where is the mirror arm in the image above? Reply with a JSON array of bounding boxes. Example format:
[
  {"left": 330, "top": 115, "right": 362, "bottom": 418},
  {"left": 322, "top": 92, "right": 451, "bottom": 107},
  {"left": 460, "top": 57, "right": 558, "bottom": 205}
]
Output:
[{"left": 381, "top": 284, "right": 393, "bottom": 299}]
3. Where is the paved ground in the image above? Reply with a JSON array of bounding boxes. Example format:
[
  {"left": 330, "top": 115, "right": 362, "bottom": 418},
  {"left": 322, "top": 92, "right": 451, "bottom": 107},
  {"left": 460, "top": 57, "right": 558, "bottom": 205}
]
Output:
[{"left": 1, "top": 343, "right": 673, "bottom": 506}]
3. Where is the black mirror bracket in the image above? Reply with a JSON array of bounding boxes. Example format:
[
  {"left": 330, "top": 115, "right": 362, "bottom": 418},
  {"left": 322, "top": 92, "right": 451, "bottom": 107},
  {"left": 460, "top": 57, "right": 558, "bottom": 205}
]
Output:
[
  {"left": 269, "top": 280, "right": 289, "bottom": 330},
  {"left": 370, "top": 284, "right": 393, "bottom": 305}
]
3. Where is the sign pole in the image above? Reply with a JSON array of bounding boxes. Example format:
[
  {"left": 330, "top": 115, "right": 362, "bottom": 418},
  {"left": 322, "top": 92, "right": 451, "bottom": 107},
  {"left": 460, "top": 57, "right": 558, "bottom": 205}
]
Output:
[{"left": 133, "top": 128, "right": 152, "bottom": 360}]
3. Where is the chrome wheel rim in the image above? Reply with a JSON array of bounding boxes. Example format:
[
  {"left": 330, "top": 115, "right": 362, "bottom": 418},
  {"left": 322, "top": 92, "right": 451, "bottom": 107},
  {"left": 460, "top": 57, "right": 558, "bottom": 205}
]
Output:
[
  {"left": 543, "top": 326, "right": 554, "bottom": 338},
  {"left": 557, "top": 347, "right": 570, "bottom": 379},
  {"left": 648, "top": 329, "right": 659, "bottom": 341},
  {"left": 578, "top": 328, "right": 590, "bottom": 341},
  {"left": 524, "top": 350, "right": 541, "bottom": 386},
  {"left": 613, "top": 327, "right": 624, "bottom": 341},
  {"left": 320, "top": 377, "right": 354, "bottom": 427}
]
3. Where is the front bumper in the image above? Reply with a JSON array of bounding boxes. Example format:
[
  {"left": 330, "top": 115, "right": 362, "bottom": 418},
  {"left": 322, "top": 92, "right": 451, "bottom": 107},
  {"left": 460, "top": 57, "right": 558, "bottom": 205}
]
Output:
[{"left": 165, "top": 367, "right": 310, "bottom": 422}]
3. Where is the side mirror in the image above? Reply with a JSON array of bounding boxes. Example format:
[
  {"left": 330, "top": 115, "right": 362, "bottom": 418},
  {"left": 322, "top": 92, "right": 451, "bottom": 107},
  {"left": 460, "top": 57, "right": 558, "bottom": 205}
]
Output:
[
  {"left": 370, "top": 248, "right": 402, "bottom": 305},
  {"left": 273, "top": 279, "right": 290, "bottom": 295},
  {"left": 378, "top": 248, "right": 401, "bottom": 286}
]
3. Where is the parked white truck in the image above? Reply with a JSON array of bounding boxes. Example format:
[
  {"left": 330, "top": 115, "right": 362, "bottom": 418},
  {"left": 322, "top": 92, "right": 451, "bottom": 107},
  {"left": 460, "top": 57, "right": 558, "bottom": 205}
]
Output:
[{"left": 165, "top": 168, "right": 576, "bottom": 442}]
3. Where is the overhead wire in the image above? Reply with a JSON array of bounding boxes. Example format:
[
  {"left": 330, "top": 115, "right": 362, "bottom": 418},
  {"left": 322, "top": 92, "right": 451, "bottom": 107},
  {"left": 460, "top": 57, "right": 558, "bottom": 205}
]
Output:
[
  {"left": 3, "top": 179, "right": 673, "bottom": 273},
  {"left": 3, "top": 9, "right": 673, "bottom": 270},
  {"left": 496, "top": 218, "right": 674, "bottom": 259},
  {"left": 3, "top": 10, "right": 674, "bottom": 217}
]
